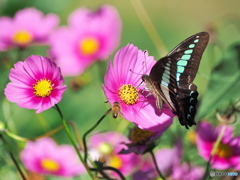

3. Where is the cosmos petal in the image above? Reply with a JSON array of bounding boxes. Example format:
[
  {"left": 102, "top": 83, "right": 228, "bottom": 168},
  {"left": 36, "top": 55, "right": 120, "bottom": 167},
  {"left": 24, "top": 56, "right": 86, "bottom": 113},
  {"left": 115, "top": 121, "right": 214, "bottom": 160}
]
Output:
[{"left": 103, "top": 44, "right": 174, "bottom": 132}]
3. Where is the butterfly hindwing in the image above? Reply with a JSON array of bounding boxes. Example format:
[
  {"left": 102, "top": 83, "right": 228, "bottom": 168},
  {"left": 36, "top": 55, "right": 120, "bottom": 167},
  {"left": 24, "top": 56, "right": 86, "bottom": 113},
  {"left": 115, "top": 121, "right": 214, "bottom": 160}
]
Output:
[
  {"left": 178, "top": 87, "right": 198, "bottom": 127},
  {"left": 147, "top": 32, "right": 209, "bottom": 128},
  {"left": 149, "top": 56, "right": 178, "bottom": 112}
]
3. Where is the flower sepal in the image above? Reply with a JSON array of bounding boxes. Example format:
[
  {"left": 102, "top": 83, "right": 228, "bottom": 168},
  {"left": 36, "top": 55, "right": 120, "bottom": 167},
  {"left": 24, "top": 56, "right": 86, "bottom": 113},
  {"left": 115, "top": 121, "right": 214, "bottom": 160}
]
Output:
[{"left": 119, "top": 126, "right": 162, "bottom": 155}]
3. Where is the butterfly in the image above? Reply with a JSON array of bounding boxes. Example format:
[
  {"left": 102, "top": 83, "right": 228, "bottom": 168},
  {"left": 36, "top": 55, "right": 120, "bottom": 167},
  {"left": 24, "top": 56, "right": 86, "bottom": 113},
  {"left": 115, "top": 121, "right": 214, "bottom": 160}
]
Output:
[{"left": 142, "top": 32, "right": 209, "bottom": 129}]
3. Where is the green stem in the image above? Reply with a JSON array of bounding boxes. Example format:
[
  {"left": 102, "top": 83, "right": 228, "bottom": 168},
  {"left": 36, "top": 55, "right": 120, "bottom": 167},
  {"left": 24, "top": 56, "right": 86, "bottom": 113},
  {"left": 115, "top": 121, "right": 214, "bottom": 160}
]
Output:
[
  {"left": 16, "top": 47, "right": 25, "bottom": 62},
  {"left": 2, "top": 124, "right": 63, "bottom": 142},
  {"left": 102, "top": 166, "right": 126, "bottom": 180},
  {"left": 211, "top": 125, "right": 227, "bottom": 156},
  {"left": 68, "top": 121, "right": 85, "bottom": 150},
  {"left": 202, "top": 124, "right": 227, "bottom": 180},
  {"left": 149, "top": 150, "right": 165, "bottom": 180},
  {"left": 130, "top": 0, "right": 168, "bottom": 57},
  {"left": 0, "top": 134, "right": 27, "bottom": 180},
  {"left": 54, "top": 104, "right": 95, "bottom": 180},
  {"left": 83, "top": 108, "right": 112, "bottom": 162},
  {"left": 201, "top": 155, "right": 212, "bottom": 180},
  {"left": 90, "top": 168, "right": 112, "bottom": 180}
]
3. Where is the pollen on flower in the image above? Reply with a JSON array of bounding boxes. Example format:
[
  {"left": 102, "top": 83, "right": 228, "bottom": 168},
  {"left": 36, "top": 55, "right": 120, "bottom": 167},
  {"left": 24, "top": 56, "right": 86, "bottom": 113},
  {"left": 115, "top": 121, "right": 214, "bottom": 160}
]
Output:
[
  {"left": 215, "top": 142, "right": 233, "bottom": 158},
  {"left": 41, "top": 159, "right": 60, "bottom": 172},
  {"left": 118, "top": 84, "right": 139, "bottom": 105},
  {"left": 33, "top": 78, "right": 53, "bottom": 97},
  {"left": 12, "top": 30, "right": 33, "bottom": 46},
  {"left": 98, "top": 142, "right": 113, "bottom": 155},
  {"left": 129, "top": 126, "right": 154, "bottom": 144},
  {"left": 109, "top": 154, "right": 122, "bottom": 169},
  {"left": 79, "top": 37, "right": 99, "bottom": 56}
]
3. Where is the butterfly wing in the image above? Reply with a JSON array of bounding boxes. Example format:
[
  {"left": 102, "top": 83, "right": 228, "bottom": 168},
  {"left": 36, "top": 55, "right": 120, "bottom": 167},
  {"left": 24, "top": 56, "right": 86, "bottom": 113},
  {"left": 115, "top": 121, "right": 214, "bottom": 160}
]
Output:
[
  {"left": 149, "top": 32, "right": 209, "bottom": 128},
  {"left": 167, "top": 32, "right": 209, "bottom": 85},
  {"left": 148, "top": 56, "right": 190, "bottom": 127}
]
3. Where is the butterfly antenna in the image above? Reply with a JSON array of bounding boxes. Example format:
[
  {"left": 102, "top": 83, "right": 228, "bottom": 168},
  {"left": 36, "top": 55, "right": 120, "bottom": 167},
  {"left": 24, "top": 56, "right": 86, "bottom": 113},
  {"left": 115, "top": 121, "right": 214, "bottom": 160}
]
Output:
[
  {"left": 129, "top": 69, "right": 144, "bottom": 88},
  {"left": 142, "top": 50, "right": 149, "bottom": 74},
  {"left": 129, "top": 69, "right": 143, "bottom": 75}
]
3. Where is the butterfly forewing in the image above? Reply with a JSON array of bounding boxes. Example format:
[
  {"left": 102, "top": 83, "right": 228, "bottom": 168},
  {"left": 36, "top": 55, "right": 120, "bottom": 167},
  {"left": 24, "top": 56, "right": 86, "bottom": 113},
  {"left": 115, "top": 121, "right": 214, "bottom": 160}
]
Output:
[
  {"left": 147, "top": 32, "right": 209, "bottom": 129},
  {"left": 167, "top": 32, "right": 209, "bottom": 85}
]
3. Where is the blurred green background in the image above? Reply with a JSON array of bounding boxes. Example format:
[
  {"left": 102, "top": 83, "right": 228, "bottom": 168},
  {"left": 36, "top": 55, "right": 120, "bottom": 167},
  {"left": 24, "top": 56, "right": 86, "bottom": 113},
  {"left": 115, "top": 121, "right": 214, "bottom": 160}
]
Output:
[{"left": 1, "top": 0, "right": 240, "bottom": 179}]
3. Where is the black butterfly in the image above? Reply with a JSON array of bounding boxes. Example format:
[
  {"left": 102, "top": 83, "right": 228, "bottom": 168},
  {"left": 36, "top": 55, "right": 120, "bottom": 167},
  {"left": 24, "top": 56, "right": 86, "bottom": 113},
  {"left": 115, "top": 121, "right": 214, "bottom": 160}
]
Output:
[{"left": 142, "top": 32, "right": 209, "bottom": 129}]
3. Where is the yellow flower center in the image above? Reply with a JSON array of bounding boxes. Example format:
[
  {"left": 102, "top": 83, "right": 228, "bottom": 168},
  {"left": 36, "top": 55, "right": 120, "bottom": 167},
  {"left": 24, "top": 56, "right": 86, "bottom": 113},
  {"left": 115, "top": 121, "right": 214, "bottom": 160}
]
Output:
[
  {"left": 118, "top": 84, "right": 139, "bottom": 105},
  {"left": 129, "top": 126, "right": 154, "bottom": 144},
  {"left": 79, "top": 37, "right": 99, "bottom": 56},
  {"left": 41, "top": 159, "right": 60, "bottom": 172},
  {"left": 98, "top": 143, "right": 113, "bottom": 155},
  {"left": 186, "top": 129, "right": 197, "bottom": 145},
  {"left": 12, "top": 30, "right": 33, "bottom": 46},
  {"left": 109, "top": 154, "right": 122, "bottom": 169},
  {"left": 33, "top": 78, "right": 53, "bottom": 97},
  {"left": 215, "top": 142, "right": 233, "bottom": 158}
]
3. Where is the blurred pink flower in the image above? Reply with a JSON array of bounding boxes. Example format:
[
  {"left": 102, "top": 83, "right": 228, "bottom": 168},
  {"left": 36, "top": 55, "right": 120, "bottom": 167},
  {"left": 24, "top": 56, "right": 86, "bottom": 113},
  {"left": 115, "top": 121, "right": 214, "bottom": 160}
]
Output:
[
  {"left": 133, "top": 140, "right": 204, "bottom": 180},
  {"left": 20, "top": 137, "right": 85, "bottom": 177},
  {"left": 49, "top": 5, "right": 122, "bottom": 76},
  {"left": 88, "top": 131, "right": 141, "bottom": 178},
  {"left": 0, "top": 8, "right": 59, "bottom": 51},
  {"left": 170, "top": 162, "right": 204, "bottom": 180},
  {"left": 4, "top": 55, "right": 66, "bottom": 113},
  {"left": 102, "top": 44, "right": 174, "bottom": 132},
  {"left": 197, "top": 121, "right": 240, "bottom": 170}
]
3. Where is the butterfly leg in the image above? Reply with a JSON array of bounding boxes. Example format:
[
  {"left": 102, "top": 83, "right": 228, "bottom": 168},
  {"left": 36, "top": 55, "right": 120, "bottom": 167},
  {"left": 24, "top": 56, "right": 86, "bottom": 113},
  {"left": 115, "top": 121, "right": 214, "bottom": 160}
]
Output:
[{"left": 155, "top": 95, "right": 163, "bottom": 110}]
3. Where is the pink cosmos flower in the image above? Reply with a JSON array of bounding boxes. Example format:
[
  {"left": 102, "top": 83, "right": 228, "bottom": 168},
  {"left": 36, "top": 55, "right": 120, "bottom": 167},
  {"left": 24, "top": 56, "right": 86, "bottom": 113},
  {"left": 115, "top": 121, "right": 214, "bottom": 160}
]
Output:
[
  {"left": 49, "top": 5, "right": 121, "bottom": 76},
  {"left": 88, "top": 131, "right": 141, "bottom": 178},
  {"left": 133, "top": 140, "right": 204, "bottom": 180},
  {"left": 0, "top": 8, "right": 59, "bottom": 51},
  {"left": 196, "top": 121, "right": 240, "bottom": 170},
  {"left": 20, "top": 137, "right": 85, "bottom": 177},
  {"left": 4, "top": 55, "right": 66, "bottom": 113},
  {"left": 102, "top": 44, "right": 175, "bottom": 132}
]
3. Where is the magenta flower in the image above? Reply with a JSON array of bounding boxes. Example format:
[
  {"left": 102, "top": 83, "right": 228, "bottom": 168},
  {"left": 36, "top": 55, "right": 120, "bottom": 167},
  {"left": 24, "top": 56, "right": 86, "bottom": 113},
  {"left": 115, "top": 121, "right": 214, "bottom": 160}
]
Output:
[
  {"left": 4, "top": 55, "right": 66, "bottom": 113},
  {"left": 133, "top": 140, "right": 204, "bottom": 180},
  {"left": 196, "top": 121, "right": 240, "bottom": 170},
  {"left": 20, "top": 137, "right": 85, "bottom": 177},
  {"left": 0, "top": 8, "right": 59, "bottom": 51},
  {"left": 88, "top": 131, "right": 141, "bottom": 178},
  {"left": 102, "top": 44, "right": 174, "bottom": 132},
  {"left": 49, "top": 5, "right": 121, "bottom": 76}
]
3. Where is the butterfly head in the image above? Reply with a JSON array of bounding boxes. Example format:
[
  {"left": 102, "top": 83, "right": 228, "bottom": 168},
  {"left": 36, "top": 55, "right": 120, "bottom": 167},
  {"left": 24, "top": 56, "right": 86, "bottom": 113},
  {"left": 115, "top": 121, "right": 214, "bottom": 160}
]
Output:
[{"left": 141, "top": 74, "right": 150, "bottom": 82}]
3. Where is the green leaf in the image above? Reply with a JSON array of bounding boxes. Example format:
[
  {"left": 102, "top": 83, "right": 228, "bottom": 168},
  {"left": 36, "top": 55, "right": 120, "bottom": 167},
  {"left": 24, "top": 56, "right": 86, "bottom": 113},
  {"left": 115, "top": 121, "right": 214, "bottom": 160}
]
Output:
[{"left": 196, "top": 44, "right": 240, "bottom": 120}]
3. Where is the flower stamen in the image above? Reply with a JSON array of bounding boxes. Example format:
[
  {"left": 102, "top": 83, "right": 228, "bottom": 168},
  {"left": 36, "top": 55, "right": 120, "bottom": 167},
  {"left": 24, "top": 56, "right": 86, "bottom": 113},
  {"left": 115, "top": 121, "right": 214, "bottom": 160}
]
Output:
[
  {"left": 118, "top": 84, "right": 139, "bottom": 105},
  {"left": 12, "top": 30, "right": 33, "bottom": 46},
  {"left": 109, "top": 154, "right": 122, "bottom": 169},
  {"left": 129, "top": 126, "right": 154, "bottom": 144},
  {"left": 215, "top": 142, "right": 233, "bottom": 158},
  {"left": 98, "top": 143, "right": 113, "bottom": 155},
  {"left": 33, "top": 78, "right": 53, "bottom": 97},
  {"left": 41, "top": 159, "right": 60, "bottom": 172},
  {"left": 79, "top": 37, "right": 99, "bottom": 56}
]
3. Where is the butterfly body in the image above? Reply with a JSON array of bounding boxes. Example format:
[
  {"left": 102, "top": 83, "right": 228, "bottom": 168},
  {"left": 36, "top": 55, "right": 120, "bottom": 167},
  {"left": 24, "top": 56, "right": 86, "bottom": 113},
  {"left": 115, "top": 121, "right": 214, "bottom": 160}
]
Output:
[{"left": 142, "top": 32, "right": 209, "bottom": 129}]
